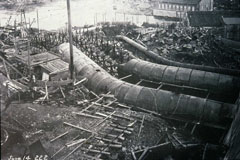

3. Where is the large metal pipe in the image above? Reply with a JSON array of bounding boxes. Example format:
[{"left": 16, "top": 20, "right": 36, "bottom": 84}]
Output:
[
  {"left": 119, "top": 59, "right": 240, "bottom": 94},
  {"left": 117, "top": 35, "right": 240, "bottom": 77},
  {"left": 58, "top": 43, "right": 236, "bottom": 125}
]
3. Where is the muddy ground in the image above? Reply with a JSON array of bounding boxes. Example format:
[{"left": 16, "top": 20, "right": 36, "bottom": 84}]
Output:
[{"left": 1, "top": 96, "right": 170, "bottom": 160}]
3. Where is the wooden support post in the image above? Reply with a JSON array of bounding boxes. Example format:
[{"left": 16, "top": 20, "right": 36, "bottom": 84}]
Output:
[
  {"left": 45, "top": 82, "right": 49, "bottom": 100},
  {"left": 66, "top": 0, "right": 74, "bottom": 79},
  {"left": 27, "top": 40, "right": 31, "bottom": 78},
  {"left": 59, "top": 86, "right": 65, "bottom": 98},
  {"left": 14, "top": 19, "right": 17, "bottom": 37},
  {"left": 37, "top": 9, "right": 40, "bottom": 33},
  {"left": 23, "top": 10, "right": 27, "bottom": 29},
  {"left": 18, "top": 92, "right": 20, "bottom": 102},
  {"left": 28, "top": 18, "right": 30, "bottom": 29}
]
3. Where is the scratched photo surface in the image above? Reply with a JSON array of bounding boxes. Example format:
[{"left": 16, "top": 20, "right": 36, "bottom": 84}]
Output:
[{"left": 1, "top": 0, "right": 240, "bottom": 160}]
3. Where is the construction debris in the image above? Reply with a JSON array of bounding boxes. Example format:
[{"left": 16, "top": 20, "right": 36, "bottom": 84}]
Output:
[
  {"left": 117, "top": 35, "right": 240, "bottom": 76},
  {"left": 1, "top": 8, "right": 239, "bottom": 160}
]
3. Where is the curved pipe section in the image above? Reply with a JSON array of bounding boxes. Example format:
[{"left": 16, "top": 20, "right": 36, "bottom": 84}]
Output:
[
  {"left": 58, "top": 43, "right": 236, "bottom": 125},
  {"left": 117, "top": 35, "right": 240, "bottom": 77},
  {"left": 119, "top": 59, "right": 240, "bottom": 94}
]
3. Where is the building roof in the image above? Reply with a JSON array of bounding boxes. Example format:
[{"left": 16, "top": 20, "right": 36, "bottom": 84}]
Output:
[
  {"left": 153, "top": 9, "right": 177, "bottom": 18},
  {"left": 222, "top": 17, "right": 240, "bottom": 25},
  {"left": 187, "top": 11, "right": 240, "bottom": 27},
  {"left": 15, "top": 52, "right": 60, "bottom": 66},
  {"left": 156, "top": 0, "right": 201, "bottom": 5},
  {"left": 39, "top": 58, "right": 69, "bottom": 74}
]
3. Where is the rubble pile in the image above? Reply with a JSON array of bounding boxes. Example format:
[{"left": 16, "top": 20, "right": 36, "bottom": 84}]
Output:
[
  {"left": 30, "top": 24, "right": 139, "bottom": 77},
  {"left": 129, "top": 27, "right": 240, "bottom": 70},
  {"left": 1, "top": 21, "right": 239, "bottom": 160}
]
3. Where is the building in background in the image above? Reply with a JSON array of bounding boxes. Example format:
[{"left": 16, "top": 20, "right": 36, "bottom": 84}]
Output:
[
  {"left": 151, "top": 0, "right": 213, "bottom": 19},
  {"left": 187, "top": 11, "right": 240, "bottom": 28},
  {"left": 222, "top": 17, "right": 240, "bottom": 41},
  {"left": 214, "top": 0, "right": 240, "bottom": 10}
]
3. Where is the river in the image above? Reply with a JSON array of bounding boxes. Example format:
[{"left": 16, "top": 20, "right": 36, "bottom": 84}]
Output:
[{"left": 0, "top": 0, "right": 164, "bottom": 31}]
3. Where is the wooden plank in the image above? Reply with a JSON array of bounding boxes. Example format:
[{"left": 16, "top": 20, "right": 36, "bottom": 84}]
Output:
[
  {"left": 0, "top": 55, "right": 26, "bottom": 79},
  {"left": 138, "top": 115, "right": 145, "bottom": 138},
  {"left": 115, "top": 102, "right": 131, "bottom": 109},
  {"left": 131, "top": 150, "right": 137, "bottom": 160},
  {"left": 3, "top": 61, "right": 10, "bottom": 80},
  {"left": 94, "top": 111, "right": 116, "bottom": 127},
  {"left": 49, "top": 67, "right": 68, "bottom": 75},
  {"left": 119, "top": 74, "right": 132, "bottom": 80},
  {"left": 107, "top": 126, "right": 132, "bottom": 135},
  {"left": 93, "top": 101, "right": 116, "bottom": 110},
  {"left": 111, "top": 113, "right": 134, "bottom": 121},
  {"left": 110, "top": 124, "right": 134, "bottom": 132},
  {"left": 59, "top": 86, "right": 66, "bottom": 98},
  {"left": 73, "top": 77, "right": 87, "bottom": 86},
  {"left": 95, "top": 137, "right": 121, "bottom": 145},
  {"left": 14, "top": 53, "right": 60, "bottom": 67},
  {"left": 95, "top": 143, "right": 122, "bottom": 149},
  {"left": 82, "top": 148, "right": 110, "bottom": 155},
  {"left": 62, "top": 134, "right": 97, "bottom": 160},
  {"left": 73, "top": 112, "right": 102, "bottom": 119},
  {"left": 90, "top": 91, "right": 100, "bottom": 98},
  {"left": 98, "top": 132, "right": 125, "bottom": 141},
  {"left": 63, "top": 122, "right": 96, "bottom": 134},
  {"left": 50, "top": 131, "right": 69, "bottom": 143},
  {"left": 138, "top": 148, "right": 149, "bottom": 160},
  {"left": 134, "top": 142, "right": 171, "bottom": 154},
  {"left": 34, "top": 79, "right": 73, "bottom": 87},
  {"left": 79, "top": 96, "right": 104, "bottom": 114},
  {"left": 66, "top": 138, "right": 86, "bottom": 148}
]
